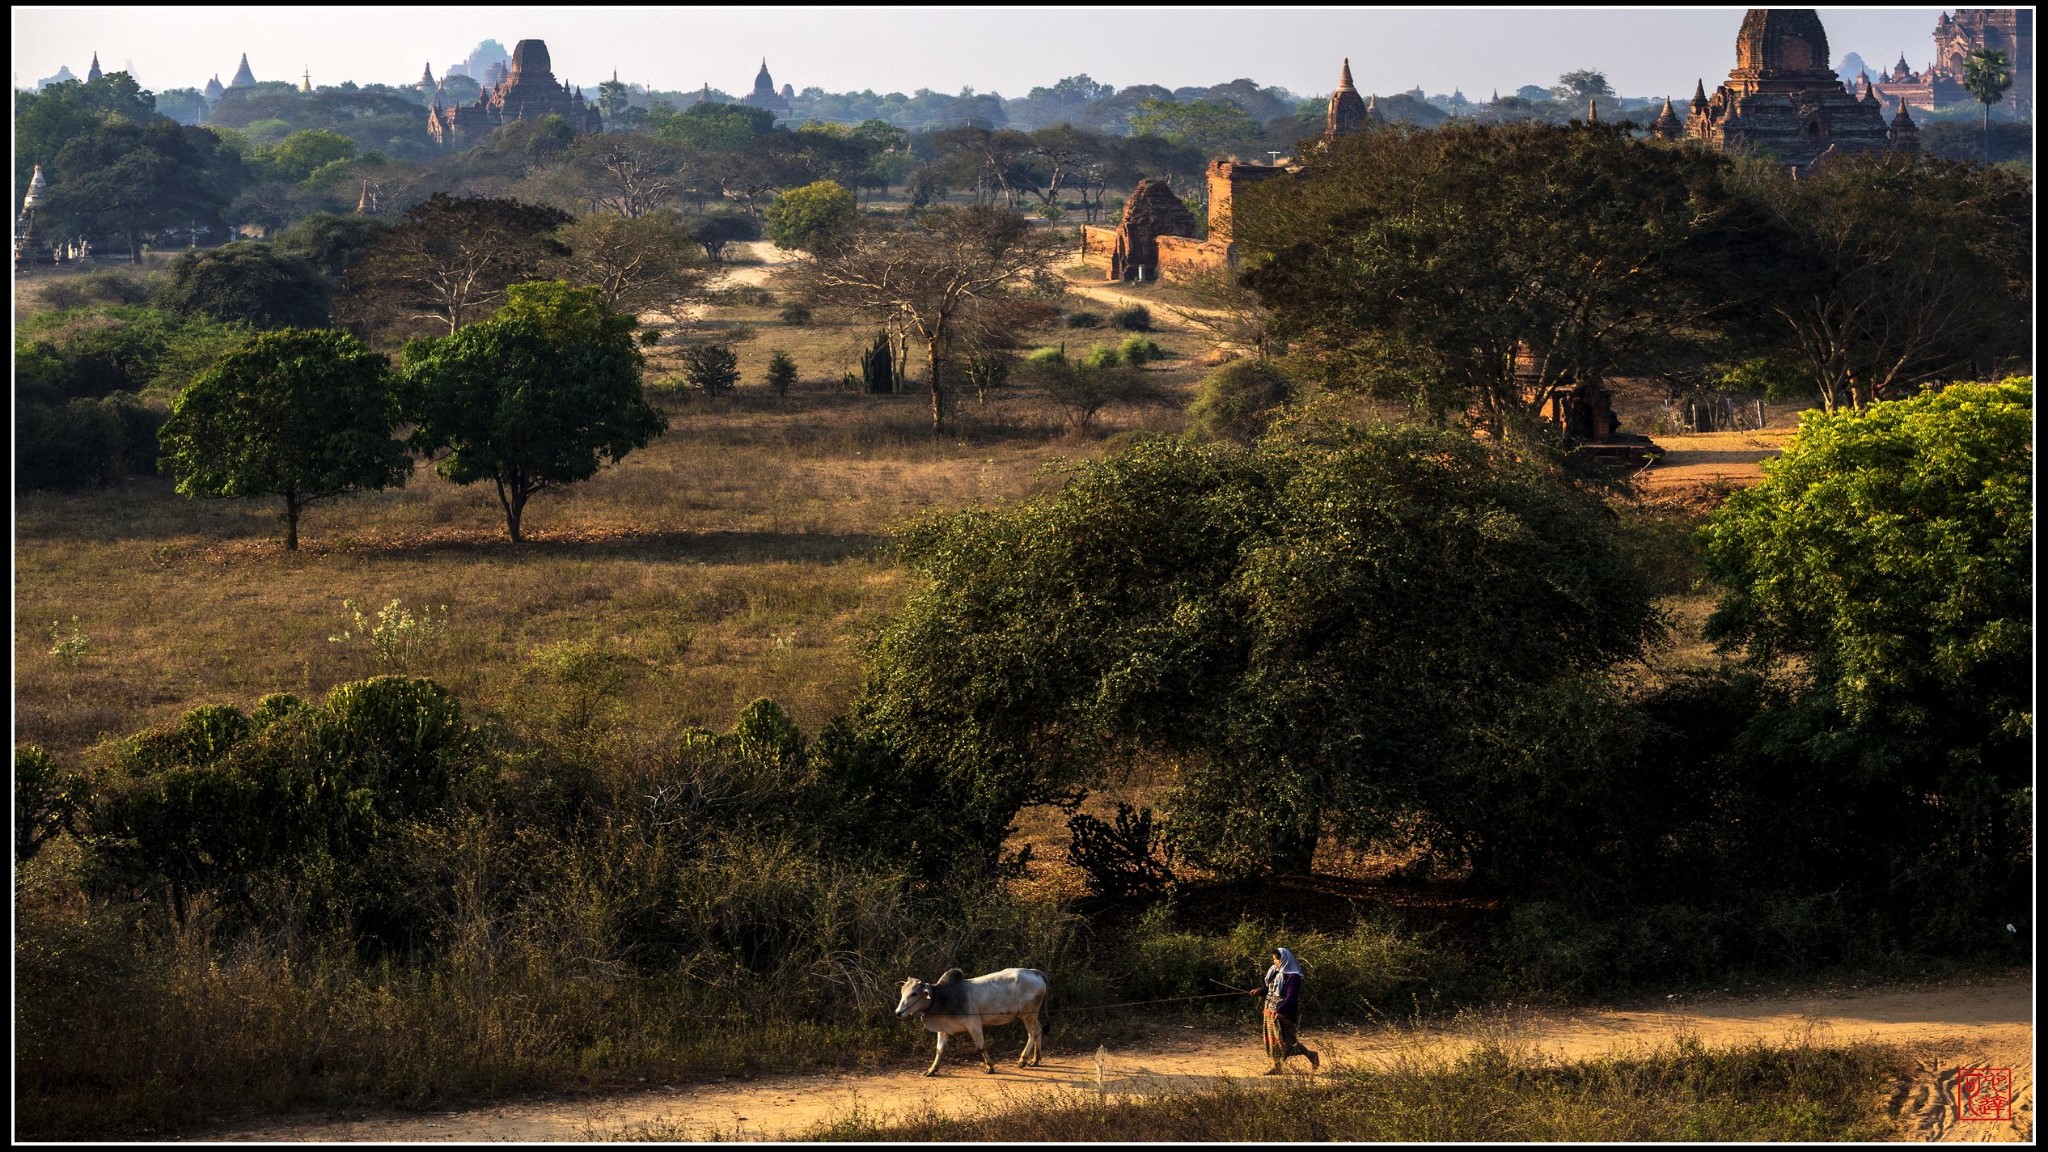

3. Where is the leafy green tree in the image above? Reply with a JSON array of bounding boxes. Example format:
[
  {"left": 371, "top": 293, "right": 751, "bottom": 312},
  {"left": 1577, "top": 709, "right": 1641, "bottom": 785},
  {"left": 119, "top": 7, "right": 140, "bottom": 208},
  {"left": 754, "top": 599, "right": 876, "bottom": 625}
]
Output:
[
  {"left": 158, "top": 328, "right": 410, "bottom": 550},
  {"left": 154, "top": 241, "right": 332, "bottom": 329},
  {"left": 1023, "top": 352, "right": 1169, "bottom": 434},
  {"left": 1549, "top": 69, "right": 1614, "bottom": 104},
  {"left": 1128, "top": 97, "right": 1260, "bottom": 156},
  {"left": 657, "top": 102, "right": 776, "bottom": 151},
  {"left": 764, "top": 349, "right": 798, "bottom": 394},
  {"left": 1700, "top": 379, "right": 2033, "bottom": 946},
  {"left": 690, "top": 211, "right": 761, "bottom": 262},
  {"left": 764, "top": 179, "right": 858, "bottom": 252},
  {"left": 272, "top": 211, "right": 389, "bottom": 280},
  {"left": 250, "top": 128, "right": 357, "bottom": 183},
  {"left": 342, "top": 193, "right": 571, "bottom": 337},
  {"left": 1702, "top": 378, "right": 2032, "bottom": 768},
  {"left": 1235, "top": 121, "right": 1758, "bottom": 434},
  {"left": 38, "top": 119, "right": 246, "bottom": 263},
  {"left": 1187, "top": 358, "right": 1296, "bottom": 445},
  {"left": 681, "top": 342, "right": 741, "bottom": 395},
  {"left": 1960, "top": 49, "right": 2015, "bottom": 164},
  {"left": 597, "top": 76, "right": 632, "bottom": 123},
  {"left": 787, "top": 204, "right": 1065, "bottom": 432},
  {"left": 13, "top": 71, "right": 162, "bottom": 188},
  {"left": 860, "top": 420, "right": 1659, "bottom": 878},
  {"left": 399, "top": 281, "right": 665, "bottom": 542}
]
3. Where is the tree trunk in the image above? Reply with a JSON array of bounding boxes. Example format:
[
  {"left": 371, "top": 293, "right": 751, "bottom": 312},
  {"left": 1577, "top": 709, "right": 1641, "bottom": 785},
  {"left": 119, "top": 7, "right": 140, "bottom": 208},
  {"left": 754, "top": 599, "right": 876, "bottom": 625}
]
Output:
[
  {"left": 926, "top": 336, "right": 945, "bottom": 434},
  {"left": 283, "top": 492, "right": 301, "bottom": 551},
  {"left": 496, "top": 477, "right": 528, "bottom": 543},
  {"left": 128, "top": 227, "right": 142, "bottom": 265}
]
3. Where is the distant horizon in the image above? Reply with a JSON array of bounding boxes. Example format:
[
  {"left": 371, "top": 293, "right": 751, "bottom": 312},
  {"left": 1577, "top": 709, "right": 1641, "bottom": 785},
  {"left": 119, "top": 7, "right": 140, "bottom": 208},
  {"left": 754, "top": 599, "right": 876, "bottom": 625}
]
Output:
[{"left": 14, "top": 7, "right": 1955, "bottom": 106}]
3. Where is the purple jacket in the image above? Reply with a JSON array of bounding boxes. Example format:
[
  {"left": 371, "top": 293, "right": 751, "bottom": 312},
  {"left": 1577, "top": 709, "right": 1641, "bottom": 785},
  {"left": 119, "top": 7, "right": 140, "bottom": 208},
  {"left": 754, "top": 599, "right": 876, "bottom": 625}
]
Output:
[{"left": 1264, "top": 970, "right": 1301, "bottom": 1021}]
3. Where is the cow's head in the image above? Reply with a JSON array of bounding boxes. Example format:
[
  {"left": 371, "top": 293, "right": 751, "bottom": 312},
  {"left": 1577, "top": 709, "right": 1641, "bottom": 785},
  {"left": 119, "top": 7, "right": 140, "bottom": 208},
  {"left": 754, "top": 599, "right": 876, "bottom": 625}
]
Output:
[{"left": 894, "top": 977, "right": 934, "bottom": 1019}]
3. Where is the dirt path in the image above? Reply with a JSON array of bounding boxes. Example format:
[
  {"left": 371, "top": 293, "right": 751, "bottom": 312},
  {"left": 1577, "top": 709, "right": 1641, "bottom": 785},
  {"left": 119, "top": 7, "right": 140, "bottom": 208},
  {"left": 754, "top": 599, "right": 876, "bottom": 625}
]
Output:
[{"left": 211, "top": 975, "right": 2030, "bottom": 1143}]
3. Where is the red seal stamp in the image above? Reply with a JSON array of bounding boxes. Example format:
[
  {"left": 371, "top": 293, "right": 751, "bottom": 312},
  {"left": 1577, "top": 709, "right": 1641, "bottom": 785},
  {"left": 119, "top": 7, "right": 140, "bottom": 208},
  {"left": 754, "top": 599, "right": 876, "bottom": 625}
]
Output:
[{"left": 1956, "top": 1066, "right": 2013, "bottom": 1122}]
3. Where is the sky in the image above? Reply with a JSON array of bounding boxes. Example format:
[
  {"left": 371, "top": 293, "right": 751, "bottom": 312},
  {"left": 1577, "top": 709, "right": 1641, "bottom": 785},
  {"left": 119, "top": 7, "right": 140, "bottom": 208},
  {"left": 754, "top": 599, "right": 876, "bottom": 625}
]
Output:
[{"left": 14, "top": 7, "right": 1953, "bottom": 101}]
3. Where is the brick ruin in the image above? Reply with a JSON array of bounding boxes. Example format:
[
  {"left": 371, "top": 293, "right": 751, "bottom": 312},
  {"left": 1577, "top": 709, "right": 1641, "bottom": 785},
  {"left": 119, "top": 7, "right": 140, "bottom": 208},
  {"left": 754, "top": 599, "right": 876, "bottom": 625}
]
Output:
[{"left": 1080, "top": 59, "right": 1374, "bottom": 283}]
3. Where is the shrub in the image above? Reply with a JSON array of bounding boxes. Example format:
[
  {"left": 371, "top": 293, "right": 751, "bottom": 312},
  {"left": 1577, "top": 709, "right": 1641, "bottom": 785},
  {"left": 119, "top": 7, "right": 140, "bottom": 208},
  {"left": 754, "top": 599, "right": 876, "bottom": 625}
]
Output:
[
  {"left": 1187, "top": 358, "right": 1296, "bottom": 445},
  {"left": 765, "top": 349, "right": 799, "bottom": 395},
  {"left": 1118, "top": 336, "right": 1167, "bottom": 365},
  {"left": 1082, "top": 345, "right": 1122, "bottom": 369},
  {"left": 1065, "top": 310, "right": 1104, "bottom": 328},
  {"left": 681, "top": 343, "right": 741, "bottom": 395},
  {"left": 1109, "top": 303, "right": 1152, "bottom": 331},
  {"left": 778, "top": 301, "right": 813, "bottom": 325},
  {"left": 1026, "top": 345, "right": 1068, "bottom": 365},
  {"left": 16, "top": 744, "right": 84, "bottom": 863},
  {"left": 965, "top": 353, "right": 1011, "bottom": 401},
  {"left": 14, "top": 391, "right": 167, "bottom": 491}
]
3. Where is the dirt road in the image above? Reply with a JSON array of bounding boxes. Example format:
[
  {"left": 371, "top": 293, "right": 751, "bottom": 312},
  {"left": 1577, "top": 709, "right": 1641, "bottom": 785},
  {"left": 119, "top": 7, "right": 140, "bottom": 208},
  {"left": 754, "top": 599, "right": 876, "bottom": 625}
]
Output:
[{"left": 212, "top": 974, "right": 2030, "bottom": 1143}]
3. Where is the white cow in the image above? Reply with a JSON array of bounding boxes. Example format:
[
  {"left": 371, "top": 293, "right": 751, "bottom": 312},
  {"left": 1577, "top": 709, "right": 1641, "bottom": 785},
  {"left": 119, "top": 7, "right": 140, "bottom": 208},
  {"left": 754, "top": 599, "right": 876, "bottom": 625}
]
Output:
[{"left": 893, "top": 967, "right": 1049, "bottom": 1075}]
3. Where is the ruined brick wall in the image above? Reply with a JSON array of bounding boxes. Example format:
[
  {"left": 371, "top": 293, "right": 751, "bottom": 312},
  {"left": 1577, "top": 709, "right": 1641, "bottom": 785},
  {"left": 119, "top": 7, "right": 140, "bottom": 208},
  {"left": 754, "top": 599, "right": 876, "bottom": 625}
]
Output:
[
  {"left": 1079, "top": 226, "right": 1119, "bottom": 273},
  {"left": 1156, "top": 235, "right": 1230, "bottom": 279},
  {"left": 1205, "top": 160, "right": 1286, "bottom": 246}
]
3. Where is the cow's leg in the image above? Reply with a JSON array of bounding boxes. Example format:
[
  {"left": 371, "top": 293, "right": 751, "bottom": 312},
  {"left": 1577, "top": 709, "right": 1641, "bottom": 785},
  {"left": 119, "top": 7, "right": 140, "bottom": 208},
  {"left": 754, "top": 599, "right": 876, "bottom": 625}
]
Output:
[
  {"left": 966, "top": 1020, "right": 994, "bottom": 1073},
  {"left": 1022, "top": 1010, "right": 1044, "bottom": 1066},
  {"left": 924, "top": 1032, "right": 947, "bottom": 1077}
]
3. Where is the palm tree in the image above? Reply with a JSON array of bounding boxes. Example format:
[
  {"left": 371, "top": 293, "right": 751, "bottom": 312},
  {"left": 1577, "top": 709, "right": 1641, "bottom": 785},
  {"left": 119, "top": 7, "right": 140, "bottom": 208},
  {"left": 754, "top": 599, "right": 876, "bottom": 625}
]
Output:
[{"left": 1960, "top": 49, "right": 2014, "bottom": 165}]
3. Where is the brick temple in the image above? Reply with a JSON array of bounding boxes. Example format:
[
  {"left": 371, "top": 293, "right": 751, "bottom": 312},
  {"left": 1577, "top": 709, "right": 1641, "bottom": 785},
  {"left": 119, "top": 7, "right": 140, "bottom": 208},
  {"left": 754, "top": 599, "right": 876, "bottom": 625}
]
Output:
[{"left": 429, "top": 39, "right": 602, "bottom": 148}]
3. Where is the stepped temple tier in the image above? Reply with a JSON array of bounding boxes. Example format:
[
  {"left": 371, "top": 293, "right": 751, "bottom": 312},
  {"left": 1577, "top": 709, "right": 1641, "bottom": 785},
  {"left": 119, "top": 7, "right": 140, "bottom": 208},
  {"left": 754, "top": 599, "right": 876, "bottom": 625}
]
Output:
[
  {"left": 1685, "top": 9, "right": 1922, "bottom": 169},
  {"left": 429, "top": 39, "right": 602, "bottom": 147}
]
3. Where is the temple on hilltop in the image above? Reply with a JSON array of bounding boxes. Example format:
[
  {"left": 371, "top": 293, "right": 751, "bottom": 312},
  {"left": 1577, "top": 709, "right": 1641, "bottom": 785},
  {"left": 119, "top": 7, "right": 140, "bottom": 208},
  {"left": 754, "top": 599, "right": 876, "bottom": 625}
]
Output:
[
  {"left": 428, "top": 39, "right": 603, "bottom": 147},
  {"left": 741, "top": 59, "right": 791, "bottom": 114},
  {"left": 1684, "top": 10, "right": 1919, "bottom": 169},
  {"left": 231, "top": 52, "right": 256, "bottom": 88},
  {"left": 1867, "top": 9, "right": 2033, "bottom": 118}
]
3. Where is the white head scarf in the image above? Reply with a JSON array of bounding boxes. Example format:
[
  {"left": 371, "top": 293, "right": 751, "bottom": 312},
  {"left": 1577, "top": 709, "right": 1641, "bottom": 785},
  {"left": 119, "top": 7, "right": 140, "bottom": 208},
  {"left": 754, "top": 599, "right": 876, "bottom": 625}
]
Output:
[{"left": 1267, "top": 947, "right": 1304, "bottom": 981}]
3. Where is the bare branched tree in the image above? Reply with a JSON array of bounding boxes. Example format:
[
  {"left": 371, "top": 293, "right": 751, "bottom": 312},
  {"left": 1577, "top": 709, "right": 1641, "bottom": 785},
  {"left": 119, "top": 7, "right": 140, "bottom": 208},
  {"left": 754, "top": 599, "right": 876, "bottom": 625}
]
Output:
[{"left": 786, "top": 206, "right": 1066, "bottom": 432}]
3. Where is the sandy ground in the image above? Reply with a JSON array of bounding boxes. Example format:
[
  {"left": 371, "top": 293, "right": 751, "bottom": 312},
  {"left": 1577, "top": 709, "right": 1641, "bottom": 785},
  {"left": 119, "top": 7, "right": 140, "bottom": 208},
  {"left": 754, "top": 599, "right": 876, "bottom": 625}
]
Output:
[
  {"left": 210, "top": 974, "right": 2030, "bottom": 1143},
  {"left": 1637, "top": 427, "right": 1795, "bottom": 492}
]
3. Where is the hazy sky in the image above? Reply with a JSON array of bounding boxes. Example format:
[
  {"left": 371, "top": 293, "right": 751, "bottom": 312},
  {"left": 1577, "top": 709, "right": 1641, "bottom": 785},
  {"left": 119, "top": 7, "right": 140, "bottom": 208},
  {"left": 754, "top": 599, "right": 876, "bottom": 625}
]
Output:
[{"left": 14, "top": 7, "right": 1951, "bottom": 101}]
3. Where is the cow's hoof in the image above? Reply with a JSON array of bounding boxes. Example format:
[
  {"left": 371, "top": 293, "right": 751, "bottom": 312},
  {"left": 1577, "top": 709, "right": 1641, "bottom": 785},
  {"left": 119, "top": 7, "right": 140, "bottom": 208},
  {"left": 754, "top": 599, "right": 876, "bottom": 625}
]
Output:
[{"left": 922, "top": 1070, "right": 938, "bottom": 1078}]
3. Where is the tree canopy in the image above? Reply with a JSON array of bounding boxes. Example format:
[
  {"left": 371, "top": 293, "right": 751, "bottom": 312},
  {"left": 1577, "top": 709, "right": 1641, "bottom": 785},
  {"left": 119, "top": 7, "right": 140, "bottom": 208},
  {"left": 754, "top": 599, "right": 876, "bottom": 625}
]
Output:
[
  {"left": 157, "top": 328, "right": 410, "bottom": 550},
  {"left": 154, "top": 241, "right": 333, "bottom": 330},
  {"left": 398, "top": 281, "right": 665, "bottom": 541},
  {"left": 858, "top": 419, "right": 1661, "bottom": 878},
  {"left": 1702, "top": 378, "right": 2033, "bottom": 765},
  {"left": 1235, "top": 121, "right": 1759, "bottom": 433},
  {"left": 341, "top": 193, "right": 571, "bottom": 338}
]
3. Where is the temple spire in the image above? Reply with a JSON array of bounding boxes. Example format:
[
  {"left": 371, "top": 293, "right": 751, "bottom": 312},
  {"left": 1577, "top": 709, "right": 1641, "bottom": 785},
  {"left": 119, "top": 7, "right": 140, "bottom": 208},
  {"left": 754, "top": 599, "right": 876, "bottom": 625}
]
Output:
[
  {"left": 1691, "top": 77, "right": 1708, "bottom": 108},
  {"left": 1338, "top": 58, "right": 1355, "bottom": 90},
  {"left": 87, "top": 52, "right": 102, "bottom": 82}
]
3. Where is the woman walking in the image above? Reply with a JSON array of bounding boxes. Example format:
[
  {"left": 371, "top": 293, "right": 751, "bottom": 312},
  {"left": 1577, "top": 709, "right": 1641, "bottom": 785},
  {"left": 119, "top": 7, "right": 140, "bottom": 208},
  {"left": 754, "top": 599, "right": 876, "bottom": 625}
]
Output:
[{"left": 1255, "top": 946, "right": 1319, "bottom": 1074}]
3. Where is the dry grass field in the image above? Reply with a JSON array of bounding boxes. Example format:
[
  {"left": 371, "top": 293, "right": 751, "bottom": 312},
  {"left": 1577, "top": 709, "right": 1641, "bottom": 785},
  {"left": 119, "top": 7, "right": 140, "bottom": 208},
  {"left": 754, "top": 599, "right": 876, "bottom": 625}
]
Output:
[{"left": 14, "top": 271, "right": 1211, "bottom": 761}]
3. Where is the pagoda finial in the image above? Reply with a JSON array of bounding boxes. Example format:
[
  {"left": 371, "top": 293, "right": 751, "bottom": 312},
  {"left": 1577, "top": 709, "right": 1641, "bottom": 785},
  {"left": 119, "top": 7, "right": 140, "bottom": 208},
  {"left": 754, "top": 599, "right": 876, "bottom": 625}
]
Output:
[
  {"left": 1586, "top": 97, "right": 1599, "bottom": 123},
  {"left": 88, "top": 52, "right": 102, "bottom": 82},
  {"left": 1339, "top": 58, "right": 1355, "bottom": 91},
  {"left": 1691, "top": 78, "right": 1708, "bottom": 107}
]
